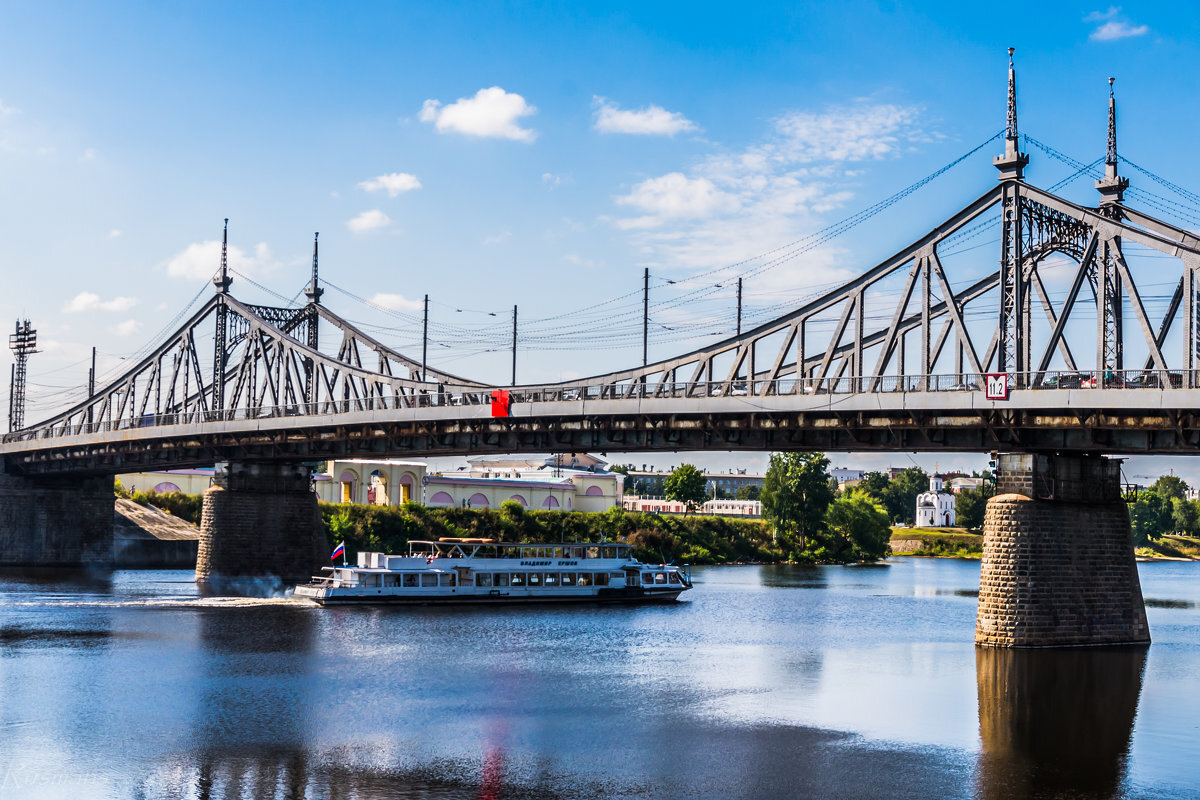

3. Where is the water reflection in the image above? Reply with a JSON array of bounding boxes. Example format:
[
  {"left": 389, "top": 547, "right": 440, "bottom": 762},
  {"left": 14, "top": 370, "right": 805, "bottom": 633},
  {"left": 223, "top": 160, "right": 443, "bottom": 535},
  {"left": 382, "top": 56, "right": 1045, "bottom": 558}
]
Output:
[
  {"left": 191, "top": 607, "right": 317, "bottom": 752},
  {"left": 757, "top": 565, "right": 827, "bottom": 589},
  {"left": 976, "top": 646, "right": 1147, "bottom": 799}
]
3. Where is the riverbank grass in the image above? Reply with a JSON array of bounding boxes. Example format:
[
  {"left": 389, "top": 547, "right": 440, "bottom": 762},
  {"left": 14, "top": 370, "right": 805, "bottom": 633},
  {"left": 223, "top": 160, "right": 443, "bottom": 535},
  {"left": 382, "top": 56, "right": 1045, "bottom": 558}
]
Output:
[{"left": 889, "top": 527, "right": 983, "bottom": 559}]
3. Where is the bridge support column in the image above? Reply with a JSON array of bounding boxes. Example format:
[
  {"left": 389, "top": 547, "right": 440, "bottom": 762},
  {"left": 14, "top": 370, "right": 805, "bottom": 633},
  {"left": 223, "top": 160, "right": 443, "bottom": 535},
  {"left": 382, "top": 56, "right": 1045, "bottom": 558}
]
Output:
[
  {"left": 976, "top": 453, "right": 1149, "bottom": 647},
  {"left": 196, "top": 462, "right": 325, "bottom": 588},
  {"left": 0, "top": 473, "right": 114, "bottom": 567}
]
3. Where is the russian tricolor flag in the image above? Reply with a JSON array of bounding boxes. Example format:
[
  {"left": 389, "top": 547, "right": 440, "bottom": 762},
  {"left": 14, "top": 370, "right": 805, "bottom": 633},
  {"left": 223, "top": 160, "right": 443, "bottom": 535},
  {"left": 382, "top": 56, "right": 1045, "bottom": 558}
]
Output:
[{"left": 331, "top": 541, "right": 345, "bottom": 561}]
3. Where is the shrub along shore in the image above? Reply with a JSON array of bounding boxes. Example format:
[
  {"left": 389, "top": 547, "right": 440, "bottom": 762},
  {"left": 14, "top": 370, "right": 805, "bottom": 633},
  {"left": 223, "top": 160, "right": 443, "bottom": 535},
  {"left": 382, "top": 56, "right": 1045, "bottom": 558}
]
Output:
[{"left": 321, "top": 502, "right": 784, "bottom": 565}]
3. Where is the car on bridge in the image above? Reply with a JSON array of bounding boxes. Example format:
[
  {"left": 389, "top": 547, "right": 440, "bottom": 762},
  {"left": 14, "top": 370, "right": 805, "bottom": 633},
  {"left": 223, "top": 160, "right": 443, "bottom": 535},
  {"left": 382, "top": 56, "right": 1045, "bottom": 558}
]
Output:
[
  {"left": 1039, "top": 372, "right": 1090, "bottom": 389},
  {"left": 1081, "top": 372, "right": 1125, "bottom": 389},
  {"left": 1126, "top": 372, "right": 1183, "bottom": 389}
]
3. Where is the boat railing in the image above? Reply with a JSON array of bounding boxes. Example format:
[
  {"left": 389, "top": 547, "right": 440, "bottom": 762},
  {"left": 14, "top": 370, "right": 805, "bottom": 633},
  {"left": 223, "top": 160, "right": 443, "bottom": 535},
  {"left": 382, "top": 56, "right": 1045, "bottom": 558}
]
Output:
[{"left": 678, "top": 564, "right": 692, "bottom": 588}]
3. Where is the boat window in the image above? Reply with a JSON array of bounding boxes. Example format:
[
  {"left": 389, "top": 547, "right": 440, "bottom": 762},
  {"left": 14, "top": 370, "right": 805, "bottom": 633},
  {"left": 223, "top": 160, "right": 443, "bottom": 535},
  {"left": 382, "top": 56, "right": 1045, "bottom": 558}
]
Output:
[
  {"left": 477, "top": 573, "right": 492, "bottom": 587},
  {"left": 494, "top": 573, "right": 509, "bottom": 587},
  {"left": 553, "top": 547, "right": 564, "bottom": 558},
  {"left": 442, "top": 574, "right": 457, "bottom": 587},
  {"left": 528, "top": 573, "right": 541, "bottom": 587},
  {"left": 669, "top": 573, "right": 681, "bottom": 585},
  {"left": 561, "top": 572, "right": 576, "bottom": 586},
  {"left": 511, "top": 573, "right": 525, "bottom": 587},
  {"left": 642, "top": 572, "right": 653, "bottom": 585},
  {"left": 403, "top": 573, "right": 419, "bottom": 588},
  {"left": 421, "top": 574, "right": 438, "bottom": 587},
  {"left": 655, "top": 573, "right": 667, "bottom": 584},
  {"left": 594, "top": 572, "right": 608, "bottom": 587},
  {"left": 587, "top": 547, "right": 600, "bottom": 559},
  {"left": 602, "top": 547, "right": 616, "bottom": 559},
  {"left": 543, "top": 573, "right": 558, "bottom": 586},
  {"left": 578, "top": 573, "right": 593, "bottom": 586}
]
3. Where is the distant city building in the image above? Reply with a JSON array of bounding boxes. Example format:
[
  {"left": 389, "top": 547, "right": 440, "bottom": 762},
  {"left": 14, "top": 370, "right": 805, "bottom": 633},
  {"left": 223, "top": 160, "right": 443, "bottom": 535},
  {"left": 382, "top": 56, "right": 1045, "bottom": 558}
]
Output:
[
  {"left": 622, "top": 496, "right": 762, "bottom": 517},
  {"left": 117, "top": 467, "right": 214, "bottom": 495},
  {"left": 915, "top": 475, "right": 956, "bottom": 527},
  {"left": 947, "top": 476, "right": 987, "bottom": 494},
  {"left": 625, "top": 466, "right": 764, "bottom": 497},
  {"left": 122, "top": 453, "right": 623, "bottom": 513},
  {"left": 320, "top": 454, "right": 622, "bottom": 512},
  {"left": 830, "top": 467, "right": 865, "bottom": 483}
]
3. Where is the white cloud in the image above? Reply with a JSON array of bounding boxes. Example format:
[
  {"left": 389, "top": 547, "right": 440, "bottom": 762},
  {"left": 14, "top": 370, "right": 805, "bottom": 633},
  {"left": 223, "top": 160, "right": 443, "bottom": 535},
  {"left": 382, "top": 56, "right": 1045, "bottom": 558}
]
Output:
[
  {"left": 1090, "top": 20, "right": 1149, "bottom": 40},
  {"left": 113, "top": 320, "right": 142, "bottom": 337},
  {"left": 615, "top": 173, "right": 739, "bottom": 224},
  {"left": 80, "top": 148, "right": 96, "bottom": 161},
  {"left": 163, "top": 239, "right": 277, "bottom": 281},
  {"left": 346, "top": 209, "right": 392, "bottom": 233},
  {"left": 369, "top": 293, "right": 422, "bottom": 311},
  {"left": 608, "top": 102, "right": 927, "bottom": 291},
  {"left": 0, "top": 99, "right": 17, "bottom": 115},
  {"left": 108, "top": 229, "right": 121, "bottom": 239},
  {"left": 1085, "top": 7, "right": 1149, "bottom": 40},
  {"left": 63, "top": 292, "right": 138, "bottom": 313},
  {"left": 770, "top": 104, "right": 922, "bottom": 163},
  {"left": 542, "top": 172, "right": 568, "bottom": 187},
  {"left": 483, "top": 230, "right": 511, "bottom": 245},
  {"left": 1084, "top": 6, "right": 1120, "bottom": 21},
  {"left": 418, "top": 87, "right": 538, "bottom": 142},
  {"left": 358, "top": 172, "right": 422, "bottom": 197},
  {"left": 593, "top": 96, "right": 697, "bottom": 136}
]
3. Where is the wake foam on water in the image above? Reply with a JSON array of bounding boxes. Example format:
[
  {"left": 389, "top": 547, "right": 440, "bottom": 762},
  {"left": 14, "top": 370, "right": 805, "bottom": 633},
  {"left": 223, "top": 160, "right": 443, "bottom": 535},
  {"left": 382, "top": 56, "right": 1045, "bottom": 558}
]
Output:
[{"left": 0, "top": 596, "right": 317, "bottom": 609}]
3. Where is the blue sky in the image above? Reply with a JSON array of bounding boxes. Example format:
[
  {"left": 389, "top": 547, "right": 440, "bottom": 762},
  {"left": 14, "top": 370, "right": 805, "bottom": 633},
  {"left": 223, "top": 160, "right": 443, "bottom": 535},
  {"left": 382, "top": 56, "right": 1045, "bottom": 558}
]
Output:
[{"left": 2, "top": 1, "right": 1198, "bottom": 480}]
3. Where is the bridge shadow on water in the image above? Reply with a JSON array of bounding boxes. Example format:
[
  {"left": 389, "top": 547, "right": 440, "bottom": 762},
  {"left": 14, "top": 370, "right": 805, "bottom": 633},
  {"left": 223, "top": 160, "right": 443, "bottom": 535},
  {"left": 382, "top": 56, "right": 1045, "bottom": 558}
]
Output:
[{"left": 976, "top": 645, "right": 1148, "bottom": 800}]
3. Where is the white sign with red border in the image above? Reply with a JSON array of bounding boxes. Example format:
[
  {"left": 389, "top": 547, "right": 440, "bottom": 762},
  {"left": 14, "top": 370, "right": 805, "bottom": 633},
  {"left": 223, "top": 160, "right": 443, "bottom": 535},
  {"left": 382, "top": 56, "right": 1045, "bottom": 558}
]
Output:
[{"left": 985, "top": 373, "right": 1009, "bottom": 400}]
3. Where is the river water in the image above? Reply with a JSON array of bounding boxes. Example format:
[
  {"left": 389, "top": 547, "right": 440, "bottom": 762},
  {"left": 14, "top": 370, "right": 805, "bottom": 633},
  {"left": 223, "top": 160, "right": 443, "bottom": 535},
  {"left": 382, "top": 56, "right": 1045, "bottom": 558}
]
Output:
[{"left": 1, "top": 558, "right": 1198, "bottom": 799}]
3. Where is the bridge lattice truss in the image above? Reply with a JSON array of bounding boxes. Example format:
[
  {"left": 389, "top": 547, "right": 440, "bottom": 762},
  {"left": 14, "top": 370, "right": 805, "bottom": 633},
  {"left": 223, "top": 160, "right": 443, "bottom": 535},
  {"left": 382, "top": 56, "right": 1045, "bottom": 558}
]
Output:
[{"left": 8, "top": 177, "right": 1200, "bottom": 461}]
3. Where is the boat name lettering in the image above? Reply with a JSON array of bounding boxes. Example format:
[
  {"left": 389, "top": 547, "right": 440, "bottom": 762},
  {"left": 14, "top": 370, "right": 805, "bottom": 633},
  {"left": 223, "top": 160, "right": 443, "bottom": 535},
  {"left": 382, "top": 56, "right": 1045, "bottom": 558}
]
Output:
[{"left": 517, "top": 559, "right": 579, "bottom": 566}]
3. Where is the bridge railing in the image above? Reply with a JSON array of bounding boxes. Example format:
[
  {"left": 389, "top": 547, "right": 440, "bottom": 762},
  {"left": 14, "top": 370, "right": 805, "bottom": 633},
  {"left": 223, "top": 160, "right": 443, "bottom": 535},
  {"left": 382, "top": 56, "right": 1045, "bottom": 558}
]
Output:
[{"left": 1, "top": 369, "right": 1190, "bottom": 444}]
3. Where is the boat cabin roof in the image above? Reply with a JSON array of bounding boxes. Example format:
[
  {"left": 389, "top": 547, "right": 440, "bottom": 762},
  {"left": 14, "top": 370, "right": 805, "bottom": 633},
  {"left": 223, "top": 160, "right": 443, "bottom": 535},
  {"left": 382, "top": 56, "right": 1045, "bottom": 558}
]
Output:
[{"left": 406, "top": 539, "right": 630, "bottom": 558}]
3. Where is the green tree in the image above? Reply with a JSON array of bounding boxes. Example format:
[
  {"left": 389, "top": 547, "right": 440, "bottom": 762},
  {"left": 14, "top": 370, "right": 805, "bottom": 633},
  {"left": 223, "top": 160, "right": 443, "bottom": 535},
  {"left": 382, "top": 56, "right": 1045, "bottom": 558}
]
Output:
[
  {"left": 1150, "top": 474, "right": 1189, "bottom": 501},
  {"left": 882, "top": 468, "right": 929, "bottom": 525},
  {"left": 825, "top": 489, "right": 892, "bottom": 562},
  {"left": 1171, "top": 497, "right": 1200, "bottom": 537},
  {"left": 664, "top": 464, "right": 708, "bottom": 514},
  {"left": 734, "top": 484, "right": 761, "bottom": 501},
  {"left": 857, "top": 471, "right": 890, "bottom": 502},
  {"left": 760, "top": 451, "right": 834, "bottom": 552},
  {"left": 1131, "top": 491, "right": 1173, "bottom": 545},
  {"left": 954, "top": 484, "right": 995, "bottom": 531},
  {"left": 609, "top": 464, "right": 635, "bottom": 493}
]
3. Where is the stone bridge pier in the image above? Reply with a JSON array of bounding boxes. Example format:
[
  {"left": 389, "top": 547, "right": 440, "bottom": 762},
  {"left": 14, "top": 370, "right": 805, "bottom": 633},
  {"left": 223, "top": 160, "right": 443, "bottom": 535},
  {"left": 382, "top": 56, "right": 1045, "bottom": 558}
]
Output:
[
  {"left": 0, "top": 472, "right": 114, "bottom": 567},
  {"left": 976, "top": 453, "right": 1150, "bottom": 647},
  {"left": 196, "top": 462, "right": 326, "bottom": 588}
]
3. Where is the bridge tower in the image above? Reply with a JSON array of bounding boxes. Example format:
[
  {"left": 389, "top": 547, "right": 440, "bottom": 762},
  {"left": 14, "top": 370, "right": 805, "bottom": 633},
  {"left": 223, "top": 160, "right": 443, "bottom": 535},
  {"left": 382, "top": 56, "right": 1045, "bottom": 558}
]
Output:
[
  {"left": 977, "top": 66, "right": 1149, "bottom": 648},
  {"left": 212, "top": 219, "right": 233, "bottom": 415},
  {"left": 304, "top": 231, "right": 322, "bottom": 405},
  {"left": 993, "top": 48, "right": 1031, "bottom": 384},
  {"left": 193, "top": 224, "right": 326, "bottom": 588}
]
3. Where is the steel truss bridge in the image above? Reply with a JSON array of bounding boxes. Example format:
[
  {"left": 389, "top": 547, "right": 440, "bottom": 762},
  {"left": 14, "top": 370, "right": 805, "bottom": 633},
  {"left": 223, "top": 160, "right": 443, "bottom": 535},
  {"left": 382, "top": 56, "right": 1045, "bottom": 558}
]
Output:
[{"left": 6, "top": 72, "right": 1200, "bottom": 476}]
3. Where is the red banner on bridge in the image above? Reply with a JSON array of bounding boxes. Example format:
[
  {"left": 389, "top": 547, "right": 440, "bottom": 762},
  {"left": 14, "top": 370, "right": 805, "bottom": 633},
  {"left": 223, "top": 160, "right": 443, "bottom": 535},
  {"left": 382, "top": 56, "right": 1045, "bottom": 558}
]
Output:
[{"left": 490, "top": 389, "right": 511, "bottom": 417}]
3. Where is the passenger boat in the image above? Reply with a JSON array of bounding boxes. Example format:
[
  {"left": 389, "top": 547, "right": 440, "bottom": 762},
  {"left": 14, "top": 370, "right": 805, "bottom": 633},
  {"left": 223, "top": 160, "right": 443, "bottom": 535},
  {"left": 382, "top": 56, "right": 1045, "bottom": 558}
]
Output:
[{"left": 293, "top": 538, "right": 692, "bottom": 606}]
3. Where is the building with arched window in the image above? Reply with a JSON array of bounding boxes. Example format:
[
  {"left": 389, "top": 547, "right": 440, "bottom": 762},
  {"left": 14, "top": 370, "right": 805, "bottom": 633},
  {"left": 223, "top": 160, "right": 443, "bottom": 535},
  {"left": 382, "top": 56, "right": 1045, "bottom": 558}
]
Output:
[
  {"left": 314, "top": 454, "right": 622, "bottom": 512},
  {"left": 915, "top": 475, "right": 956, "bottom": 527}
]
